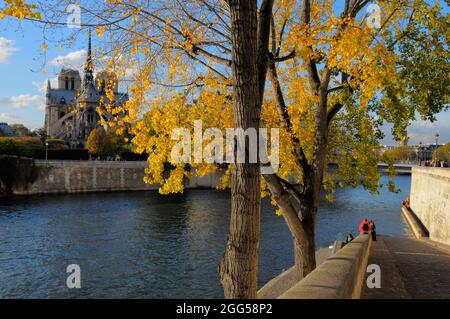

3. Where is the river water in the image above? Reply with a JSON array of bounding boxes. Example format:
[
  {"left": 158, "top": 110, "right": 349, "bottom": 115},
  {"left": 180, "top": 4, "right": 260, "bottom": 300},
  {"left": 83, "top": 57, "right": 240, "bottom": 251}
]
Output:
[{"left": 0, "top": 175, "right": 410, "bottom": 298}]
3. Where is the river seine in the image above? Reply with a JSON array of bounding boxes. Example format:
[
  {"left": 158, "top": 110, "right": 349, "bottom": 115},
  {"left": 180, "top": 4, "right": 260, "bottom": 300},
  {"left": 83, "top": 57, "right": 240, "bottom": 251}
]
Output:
[{"left": 0, "top": 175, "right": 410, "bottom": 298}]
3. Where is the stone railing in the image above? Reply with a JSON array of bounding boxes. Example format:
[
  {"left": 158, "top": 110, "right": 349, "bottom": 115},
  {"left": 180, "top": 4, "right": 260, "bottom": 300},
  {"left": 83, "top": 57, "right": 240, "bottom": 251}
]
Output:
[
  {"left": 401, "top": 206, "right": 429, "bottom": 239},
  {"left": 258, "top": 246, "right": 334, "bottom": 299},
  {"left": 278, "top": 234, "right": 372, "bottom": 299}
]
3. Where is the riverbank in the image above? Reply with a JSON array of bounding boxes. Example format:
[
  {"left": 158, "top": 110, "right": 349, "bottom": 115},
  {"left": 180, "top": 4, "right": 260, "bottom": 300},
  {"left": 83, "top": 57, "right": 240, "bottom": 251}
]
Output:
[{"left": 2, "top": 159, "right": 221, "bottom": 196}]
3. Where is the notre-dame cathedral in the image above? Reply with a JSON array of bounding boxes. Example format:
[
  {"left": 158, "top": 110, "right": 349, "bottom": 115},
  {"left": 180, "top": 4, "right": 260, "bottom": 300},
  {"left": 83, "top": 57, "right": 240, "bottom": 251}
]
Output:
[{"left": 44, "top": 32, "right": 128, "bottom": 149}]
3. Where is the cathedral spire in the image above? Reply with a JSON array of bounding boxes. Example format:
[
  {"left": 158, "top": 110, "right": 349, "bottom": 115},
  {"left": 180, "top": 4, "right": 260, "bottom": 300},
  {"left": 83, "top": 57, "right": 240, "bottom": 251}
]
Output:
[
  {"left": 88, "top": 29, "right": 92, "bottom": 59},
  {"left": 84, "top": 30, "right": 94, "bottom": 84},
  {"left": 46, "top": 80, "right": 51, "bottom": 104}
]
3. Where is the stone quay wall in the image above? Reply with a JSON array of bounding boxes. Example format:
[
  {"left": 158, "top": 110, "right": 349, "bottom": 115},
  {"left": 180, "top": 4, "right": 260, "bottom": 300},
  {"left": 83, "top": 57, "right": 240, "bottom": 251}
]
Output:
[
  {"left": 410, "top": 167, "right": 450, "bottom": 246},
  {"left": 12, "top": 160, "right": 220, "bottom": 195}
]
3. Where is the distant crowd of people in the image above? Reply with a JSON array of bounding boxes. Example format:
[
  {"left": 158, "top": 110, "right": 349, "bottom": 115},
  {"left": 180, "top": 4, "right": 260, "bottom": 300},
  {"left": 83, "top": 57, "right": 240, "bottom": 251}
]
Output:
[{"left": 423, "top": 160, "right": 449, "bottom": 167}]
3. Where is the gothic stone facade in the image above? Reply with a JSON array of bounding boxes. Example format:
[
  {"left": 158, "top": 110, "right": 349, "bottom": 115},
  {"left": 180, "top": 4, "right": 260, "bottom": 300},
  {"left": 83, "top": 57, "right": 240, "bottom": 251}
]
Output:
[{"left": 45, "top": 35, "right": 128, "bottom": 149}]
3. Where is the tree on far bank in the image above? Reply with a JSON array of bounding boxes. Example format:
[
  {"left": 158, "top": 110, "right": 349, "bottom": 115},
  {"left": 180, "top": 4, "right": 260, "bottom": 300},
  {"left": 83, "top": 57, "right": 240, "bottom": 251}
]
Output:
[
  {"left": 383, "top": 146, "right": 416, "bottom": 162},
  {"left": 433, "top": 143, "right": 450, "bottom": 162},
  {"left": 87, "top": 127, "right": 112, "bottom": 157},
  {"left": 10, "top": 124, "right": 31, "bottom": 137},
  {"left": 86, "top": 127, "right": 126, "bottom": 157}
]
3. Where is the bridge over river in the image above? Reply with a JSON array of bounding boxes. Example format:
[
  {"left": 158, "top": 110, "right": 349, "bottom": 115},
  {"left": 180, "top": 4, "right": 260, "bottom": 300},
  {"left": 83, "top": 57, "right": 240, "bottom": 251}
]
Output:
[{"left": 328, "top": 163, "right": 414, "bottom": 175}]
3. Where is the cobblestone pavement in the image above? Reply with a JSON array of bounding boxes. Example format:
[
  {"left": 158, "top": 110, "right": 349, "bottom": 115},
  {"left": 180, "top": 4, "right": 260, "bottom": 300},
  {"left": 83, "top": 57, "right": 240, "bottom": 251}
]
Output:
[{"left": 362, "top": 236, "right": 450, "bottom": 299}]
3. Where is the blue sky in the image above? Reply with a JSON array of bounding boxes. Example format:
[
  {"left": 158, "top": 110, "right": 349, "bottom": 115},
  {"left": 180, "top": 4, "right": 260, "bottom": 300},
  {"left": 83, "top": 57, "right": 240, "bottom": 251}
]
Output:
[{"left": 0, "top": 10, "right": 448, "bottom": 146}]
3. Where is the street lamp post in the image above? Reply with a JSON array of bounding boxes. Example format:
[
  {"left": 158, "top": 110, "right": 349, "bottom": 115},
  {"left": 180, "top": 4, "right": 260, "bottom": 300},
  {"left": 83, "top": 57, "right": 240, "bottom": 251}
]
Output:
[
  {"left": 418, "top": 141, "right": 422, "bottom": 165},
  {"left": 45, "top": 142, "right": 49, "bottom": 165},
  {"left": 435, "top": 133, "right": 440, "bottom": 147}
]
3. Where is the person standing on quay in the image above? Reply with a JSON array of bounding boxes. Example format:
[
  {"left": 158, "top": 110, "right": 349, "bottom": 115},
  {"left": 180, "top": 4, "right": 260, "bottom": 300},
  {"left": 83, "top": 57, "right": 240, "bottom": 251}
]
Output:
[{"left": 370, "top": 220, "right": 377, "bottom": 241}]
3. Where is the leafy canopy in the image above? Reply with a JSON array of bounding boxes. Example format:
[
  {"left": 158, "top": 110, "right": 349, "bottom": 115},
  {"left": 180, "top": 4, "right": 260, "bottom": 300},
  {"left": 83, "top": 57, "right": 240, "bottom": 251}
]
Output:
[
  {"left": 0, "top": 0, "right": 41, "bottom": 19},
  {"left": 11, "top": 0, "right": 450, "bottom": 197}
]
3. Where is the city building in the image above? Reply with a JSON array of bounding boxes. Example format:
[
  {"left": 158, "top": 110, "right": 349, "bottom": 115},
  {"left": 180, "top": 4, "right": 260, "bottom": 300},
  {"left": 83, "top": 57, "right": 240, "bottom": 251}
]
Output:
[
  {"left": 0, "top": 122, "right": 15, "bottom": 137},
  {"left": 44, "top": 32, "right": 128, "bottom": 148}
]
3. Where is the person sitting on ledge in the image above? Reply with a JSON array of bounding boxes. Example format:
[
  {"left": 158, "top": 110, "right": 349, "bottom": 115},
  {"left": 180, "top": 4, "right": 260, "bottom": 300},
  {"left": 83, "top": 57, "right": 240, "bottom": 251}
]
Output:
[
  {"left": 402, "top": 196, "right": 410, "bottom": 209},
  {"left": 359, "top": 218, "right": 371, "bottom": 234},
  {"left": 344, "top": 233, "right": 354, "bottom": 245}
]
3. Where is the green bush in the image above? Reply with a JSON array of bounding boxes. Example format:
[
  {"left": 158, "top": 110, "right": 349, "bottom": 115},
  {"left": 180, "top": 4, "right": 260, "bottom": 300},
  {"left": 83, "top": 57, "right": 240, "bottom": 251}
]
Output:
[
  {"left": 45, "top": 139, "right": 69, "bottom": 150},
  {"left": 0, "top": 137, "right": 42, "bottom": 157}
]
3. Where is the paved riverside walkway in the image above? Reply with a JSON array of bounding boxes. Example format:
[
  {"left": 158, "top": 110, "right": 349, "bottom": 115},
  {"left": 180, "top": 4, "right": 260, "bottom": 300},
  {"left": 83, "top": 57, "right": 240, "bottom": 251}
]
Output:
[{"left": 362, "top": 236, "right": 450, "bottom": 299}]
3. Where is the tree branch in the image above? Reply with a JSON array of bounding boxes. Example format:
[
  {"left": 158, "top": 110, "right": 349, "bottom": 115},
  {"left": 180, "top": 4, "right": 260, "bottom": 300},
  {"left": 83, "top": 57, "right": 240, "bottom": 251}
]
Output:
[
  {"left": 302, "top": 0, "right": 321, "bottom": 93},
  {"left": 274, "top": 50, "right": 296, "bottom": 62},
  {"left": 327, "top": 102, "right": 344, "bottom": 126},
  {"left": 257, "top": 0, "right": 275, "bottom": 103},
  {"left": 268, "top": 56, "right": 310, "bottom": 176},
  {"left": 192, "top": 46, "right": 232, "bottom": 66},
  {"left": 278, "top": 176, "right": 303, "bottom": 204}
]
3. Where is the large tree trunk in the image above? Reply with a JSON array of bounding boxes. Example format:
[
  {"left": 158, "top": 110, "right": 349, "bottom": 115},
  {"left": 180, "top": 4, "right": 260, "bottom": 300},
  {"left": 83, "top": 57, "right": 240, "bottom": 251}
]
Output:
[
  {"left": 264, "top": 173, "right": 318, "bottom": 280},
  {"left": 293, "top": 199, "right": 317, "bottom": 279},
  {"left": 263, "top": 93, "right": 329, "bottom": 281},
  {"left": 219, "top": 0, "right": 261, "bottom": 299}
]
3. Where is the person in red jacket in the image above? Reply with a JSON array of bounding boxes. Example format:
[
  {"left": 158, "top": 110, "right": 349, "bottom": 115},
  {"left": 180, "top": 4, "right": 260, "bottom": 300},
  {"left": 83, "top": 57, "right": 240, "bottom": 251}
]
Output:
[{"left": 359, "top": 218, "right": 371, "bottom": 234}]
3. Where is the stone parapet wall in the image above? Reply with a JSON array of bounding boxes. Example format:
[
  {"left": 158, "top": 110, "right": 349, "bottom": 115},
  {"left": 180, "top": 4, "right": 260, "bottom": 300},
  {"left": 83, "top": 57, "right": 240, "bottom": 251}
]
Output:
[
  {"left": 278, "top": 234, "right": 372, "bottom": 299},
  {"left": 410, "top": 167, "right": 450, "bottom": 246},
  {"left": 11, "top": 160, "right": 219, "bottom": 195}
]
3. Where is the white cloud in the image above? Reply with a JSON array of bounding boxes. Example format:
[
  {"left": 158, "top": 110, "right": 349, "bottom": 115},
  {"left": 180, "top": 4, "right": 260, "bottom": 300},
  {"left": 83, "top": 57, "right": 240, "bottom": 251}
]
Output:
[
  {"left": 0, "top": 94, "right": 45, "bottom": 110},
  {"left": 49, "top": 49, "right": 86, "bottom": 69},
  {"left": 382, "top": 111, "right": 450, "bottom": 145},
  {"left": 32, "top": 77, "right": 58, "bottom": 92},
  {"left": 0, "top": 112, "right": 20, "bottom": 122},
  {"left": 407, "top": 114, "right": 450, "bottom": 145},
  {"left": 0, "top": 37, "right": 19, "bottom": 63}
]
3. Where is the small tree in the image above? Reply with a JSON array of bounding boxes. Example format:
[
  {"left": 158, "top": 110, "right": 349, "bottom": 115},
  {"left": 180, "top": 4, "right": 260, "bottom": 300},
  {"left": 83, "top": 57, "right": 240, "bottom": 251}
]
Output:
[
  {"left": 86, "top": 127, "right": 122, "bottom": 157},
  {"left": 384, "top": 146, "right": 416, "bottom": 162},
  {"left": 87, "top": 127, "right": 108, "bottom": 157},
  {"left": 10, "top": 124, "right": 31, "bottom": 137},
  {"left": 433, "top": 143, "right": 450, "bottom": 162}
]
